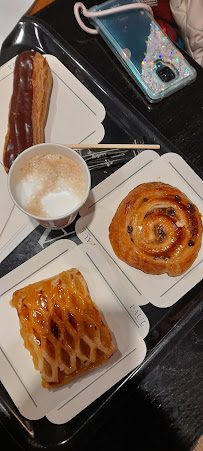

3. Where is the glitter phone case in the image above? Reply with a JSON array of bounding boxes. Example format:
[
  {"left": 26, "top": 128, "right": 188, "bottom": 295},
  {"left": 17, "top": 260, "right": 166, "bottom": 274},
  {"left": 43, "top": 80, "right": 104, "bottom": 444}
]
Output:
[{"left": 89, "top": 0, "right": 197, "bottom": 102}]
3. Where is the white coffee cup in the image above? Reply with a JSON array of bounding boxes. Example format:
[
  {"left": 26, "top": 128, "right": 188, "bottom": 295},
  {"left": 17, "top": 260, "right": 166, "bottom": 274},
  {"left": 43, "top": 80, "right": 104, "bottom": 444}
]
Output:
[{"left": 8, "top": 143, "right": 91, "bottom": 229}]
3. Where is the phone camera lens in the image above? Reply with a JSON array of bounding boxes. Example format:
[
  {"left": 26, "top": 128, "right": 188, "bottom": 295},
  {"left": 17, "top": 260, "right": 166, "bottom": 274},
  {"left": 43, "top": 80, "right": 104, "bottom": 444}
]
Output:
[{"left": 157, "top": 65, "right": 175, "bottom": 82}]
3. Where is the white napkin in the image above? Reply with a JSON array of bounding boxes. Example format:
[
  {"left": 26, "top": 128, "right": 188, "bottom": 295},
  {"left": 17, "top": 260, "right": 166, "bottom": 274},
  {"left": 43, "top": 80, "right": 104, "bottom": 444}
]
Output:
[{"left": 0, "top": 0, "right": 33, "bottom": 50}]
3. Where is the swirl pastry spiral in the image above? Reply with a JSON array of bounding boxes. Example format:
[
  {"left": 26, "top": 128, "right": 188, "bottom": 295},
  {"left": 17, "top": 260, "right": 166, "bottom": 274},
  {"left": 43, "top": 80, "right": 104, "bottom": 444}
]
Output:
[{"left": 109, "top": 182, "right": 202, "bottom": 276}]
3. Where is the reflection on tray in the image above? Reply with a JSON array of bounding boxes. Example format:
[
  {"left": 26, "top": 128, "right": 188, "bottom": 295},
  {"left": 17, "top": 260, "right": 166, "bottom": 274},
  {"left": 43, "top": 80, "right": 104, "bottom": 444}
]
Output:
[{"left": 76, "top": 140, "right": 144, "bottom": 170}]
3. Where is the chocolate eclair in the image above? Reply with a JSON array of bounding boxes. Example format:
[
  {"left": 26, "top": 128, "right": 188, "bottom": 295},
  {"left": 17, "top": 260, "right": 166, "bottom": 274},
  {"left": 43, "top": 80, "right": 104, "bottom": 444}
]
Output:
[{"left": 3, "top": 50, "right": 52, "bottom": 172}]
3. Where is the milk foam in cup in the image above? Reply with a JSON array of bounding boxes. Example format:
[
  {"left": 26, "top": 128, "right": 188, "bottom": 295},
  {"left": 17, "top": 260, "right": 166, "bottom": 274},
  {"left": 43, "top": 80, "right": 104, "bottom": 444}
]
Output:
[{"left": 8, "top": 143, "right": 91, "bottom": 229}]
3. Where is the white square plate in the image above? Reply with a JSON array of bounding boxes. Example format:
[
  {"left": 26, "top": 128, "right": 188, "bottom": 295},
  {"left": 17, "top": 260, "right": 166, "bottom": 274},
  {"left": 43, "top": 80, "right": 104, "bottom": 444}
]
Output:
[
  {"left": 0, "top": 241, "right": 147, "bottom": 421},
  {"left": 76, "top": 150, "right": 203, "bottom": 308}
]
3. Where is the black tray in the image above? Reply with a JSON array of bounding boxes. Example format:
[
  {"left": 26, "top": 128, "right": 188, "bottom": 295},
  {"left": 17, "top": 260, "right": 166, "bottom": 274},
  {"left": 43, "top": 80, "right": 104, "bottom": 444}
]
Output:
[{"left": 0, "top": 16, "right": 202, "bottom": 451}]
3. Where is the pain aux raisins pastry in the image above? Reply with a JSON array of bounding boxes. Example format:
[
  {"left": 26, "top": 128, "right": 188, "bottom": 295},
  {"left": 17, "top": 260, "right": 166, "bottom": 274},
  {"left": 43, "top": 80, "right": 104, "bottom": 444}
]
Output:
[
  {"left": 11, "top": 269, "right": 116, "bottom": 389},
  {"left": 3, "top": 50, "right": 52, "bottom": 172},
  {"left": 109, "top": 182, "right": 202, "bottom": 276}
]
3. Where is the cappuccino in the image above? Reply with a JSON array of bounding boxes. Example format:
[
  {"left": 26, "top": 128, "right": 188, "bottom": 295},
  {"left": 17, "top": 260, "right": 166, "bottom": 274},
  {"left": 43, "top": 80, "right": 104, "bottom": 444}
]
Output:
[{"left": 14, "top": 153, "right": 87, "bottom": 218}]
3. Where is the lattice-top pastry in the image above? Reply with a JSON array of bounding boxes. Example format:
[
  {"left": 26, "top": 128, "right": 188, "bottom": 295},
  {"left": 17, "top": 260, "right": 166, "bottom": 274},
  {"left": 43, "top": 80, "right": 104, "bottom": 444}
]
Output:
[{"left": 11, "top": 269, "right": 116, "bottom": 389}]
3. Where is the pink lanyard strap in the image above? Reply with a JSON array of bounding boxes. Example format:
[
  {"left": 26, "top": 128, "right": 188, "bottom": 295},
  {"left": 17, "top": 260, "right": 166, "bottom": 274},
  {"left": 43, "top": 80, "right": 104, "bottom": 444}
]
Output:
[{"left": 74, "top": 2, "right": 154, "bottom": 35}]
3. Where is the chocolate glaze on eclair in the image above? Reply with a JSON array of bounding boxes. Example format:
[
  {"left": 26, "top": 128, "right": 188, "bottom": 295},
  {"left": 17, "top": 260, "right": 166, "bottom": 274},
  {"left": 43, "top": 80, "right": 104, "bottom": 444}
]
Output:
[{"left": 3, "top": 50, "right": 52, "bottom": 172}]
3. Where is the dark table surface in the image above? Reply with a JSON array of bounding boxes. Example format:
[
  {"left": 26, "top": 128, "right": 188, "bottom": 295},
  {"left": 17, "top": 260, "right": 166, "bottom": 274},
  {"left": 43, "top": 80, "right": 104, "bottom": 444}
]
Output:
[
  {"left": 35, "top": 0, "right": 203, "bottom": 170},
  {"left": 0, "top": 1, "right": 203, "bottom": 450}
]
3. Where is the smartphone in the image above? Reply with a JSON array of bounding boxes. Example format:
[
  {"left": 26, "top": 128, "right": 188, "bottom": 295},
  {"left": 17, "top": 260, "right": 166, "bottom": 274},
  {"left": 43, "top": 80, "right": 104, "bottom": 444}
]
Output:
[{"left": 89, "top": 0, "right": 197, "bottom": 102}]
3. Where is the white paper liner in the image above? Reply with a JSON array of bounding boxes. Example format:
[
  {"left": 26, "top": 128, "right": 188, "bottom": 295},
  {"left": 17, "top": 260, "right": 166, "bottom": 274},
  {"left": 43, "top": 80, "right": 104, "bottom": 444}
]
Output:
[
  {"left": 0, "top": 53, "right": 106, "bottom": 262},
  {"left": 44, "top": 55, "right": 105, "bottom": 145},
  {"left": 76, "top": 151, "right": 203, "bottom": 308},
  {"left": 0, "top": 54, "right": 106, "bottom": 165},
  {"left": 0, "top": 240, "right": 77, "bottom": 296},
  {"left": 0, "top": 207, "right": 37, "bottom": 264},
  {"left": 0, "top": 241, "right": 147, "bottom": 421},
  {"left": 0, "top": 165, "right": 14, "bottom": 236}
]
